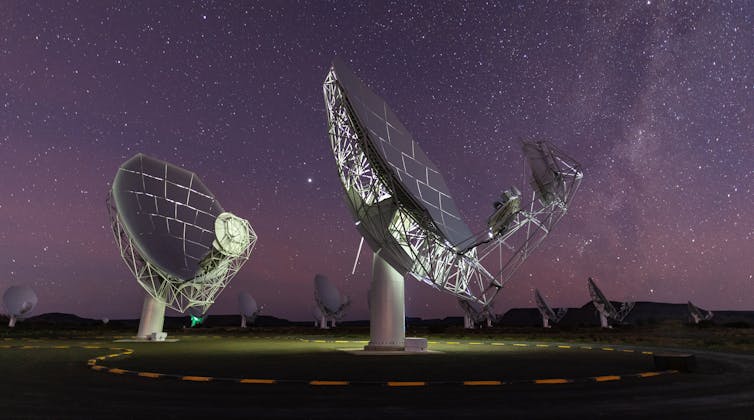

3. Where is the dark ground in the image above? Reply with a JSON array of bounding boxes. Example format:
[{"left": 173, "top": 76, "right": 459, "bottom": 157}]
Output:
[{"left": 2, "top": 325, "right": 754, "bottom": 419}]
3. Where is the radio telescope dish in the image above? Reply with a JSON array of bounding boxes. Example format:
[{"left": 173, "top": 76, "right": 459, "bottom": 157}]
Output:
[
  {"left": 238, "top": 291, "right": 260, "bottom": 328},
  {"left": 3, "top": 285, "right": 37, "bottom": 327},
  {"left": 534, "top": 289, "right": 567, "bottom": 328},
  {"left": 458, "top": 299, "right": 496, "bottom": 329},
  {"left": 323, "top": 59, "right": 583, "bottom": 350},
  {"left": 108, "top": 153, "right": 257, "bottom": 339},
  {"left": 313, "top": 274, "right": 350, "bottom": 329},
  {"left": 687, "top": 301, "right": 713, "bottom": 324},
  {"left": 587, "top": 277, "right": 634, "bottom": 328}
]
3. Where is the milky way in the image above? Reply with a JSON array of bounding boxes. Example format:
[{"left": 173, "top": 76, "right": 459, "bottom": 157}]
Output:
[{"left": 1, "top": 1, "right": 752, "bottom": 320}]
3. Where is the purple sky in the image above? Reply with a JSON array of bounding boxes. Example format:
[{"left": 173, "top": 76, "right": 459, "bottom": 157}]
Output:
[{"left": 1, "top": 1, "right": 752, "bottom": 321}]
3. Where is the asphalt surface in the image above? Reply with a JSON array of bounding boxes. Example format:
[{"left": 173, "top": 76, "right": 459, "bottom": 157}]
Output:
[{"left": 1, "top": 336, "right": 753, "bottom": 419}]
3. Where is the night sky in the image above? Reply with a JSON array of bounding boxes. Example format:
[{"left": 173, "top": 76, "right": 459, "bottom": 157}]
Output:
[{"left": 2, "top": 1, "right": 752, "bottom": 321}]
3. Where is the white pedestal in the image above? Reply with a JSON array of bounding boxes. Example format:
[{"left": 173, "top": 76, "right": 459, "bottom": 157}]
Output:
[
  {"left": 405, "top": 337, "right": 427, "bottom": 352},
  {"left": 599, "top": 312, "right": 610, "bottom": 328},
  {"left": 364, "top": 252, "right": 405, "bottom": 351},
  {"left": 8, "top": 315, "right": 17, "bottom": 328},
  {"left": 136, "top": 294, "right": 166, "bottom": 339}
]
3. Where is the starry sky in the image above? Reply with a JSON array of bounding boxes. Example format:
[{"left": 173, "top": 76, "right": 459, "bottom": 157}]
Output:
[{"left": 2, "top": 1, "right": 752, "bottom": 321}]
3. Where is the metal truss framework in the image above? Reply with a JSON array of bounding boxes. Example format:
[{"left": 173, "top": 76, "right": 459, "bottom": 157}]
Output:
[
  {"left": 324, "top": 68, "right": 583, "bottom": 306},
  {"left": 107, "top": 194, "right": 257, "bottom": 314}
]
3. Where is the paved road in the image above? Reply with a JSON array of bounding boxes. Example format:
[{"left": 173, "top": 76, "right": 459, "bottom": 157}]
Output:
[{"left": 1, "top": 338, "right": 753, "bottom": 418}]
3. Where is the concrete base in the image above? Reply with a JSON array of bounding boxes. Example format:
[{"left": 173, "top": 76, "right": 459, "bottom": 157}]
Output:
[
  {"left": 654, "top": 353, "right": 697, "bottom": 372},
  {"left": 365, "top": 252, "right": 406, "bottom": 351},
  {"left": 114, "top": 338, "right": 179, "bottom": 343},
  {"left": 405, "top": 337, "right": 428, "bottom": 352},
  {"left": 150, "top": 332, "right": 168, "bottom": 341},
  {"left": 343, "top": 348, "right": 442, "bottom": 356},
  {"left": 136, "top": 294, "right": 166, "bottom": 339}
]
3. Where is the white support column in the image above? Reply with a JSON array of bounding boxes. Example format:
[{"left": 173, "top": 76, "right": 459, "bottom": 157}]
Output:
[
  {"left": 240, "top": 316, "right": 247, "bottom": 328},
  {"left": 8, "top": 315, "right": 17, "bottom": 328},
  {"left": 599, "top": 312, "right": 609, "bottom": 328},
  {"left": 364, "top": 252, "right": 405, "bottom": 351},
  {"left": 136, "top": 294, "right": 166, "bottom": 339},
  {"left": 542, "top": 316, "right": 550, "bottom": 328},
  {"left": 464, "top": 313, "right": 474, "bottom": 329},
  {"left": 320, "top": 314, "right": 328, "bottom": 329}
]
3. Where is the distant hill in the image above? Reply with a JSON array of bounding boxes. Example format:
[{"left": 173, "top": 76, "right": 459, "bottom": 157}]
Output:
[
  {"left": 497, "top": 301, "right": 754, "bottom": 327},
  {"left": 2, "top": 303, "right": 753, "bottom": 331}
]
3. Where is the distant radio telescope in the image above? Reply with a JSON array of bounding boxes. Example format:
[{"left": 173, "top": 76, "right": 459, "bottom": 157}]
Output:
[
  {"left": 107, "top": 153, "right": 257, "bottom": 340},
  {"left": 238, "top": 291, "right": 260, "bottom": 328},
  {"left": 587, "top": 277, "right": 634, "bottom": 328},
  {"left": 3, "top": 285, "right": 37, "bottom": 327},
  {"left": 313, "top": 274, "right": 350, "bottom": 329},
  {"left": 687, "top": 301, "right": 713, "bottom": 324},
  {"left": 323, "top": 58, "right": 582, "bottom": 350},
  {"left": 534, "top": 289, "right": 567, "bottom": 328},
  {"left": 458, "top": 299, "right": 496, "bottom": 329}
]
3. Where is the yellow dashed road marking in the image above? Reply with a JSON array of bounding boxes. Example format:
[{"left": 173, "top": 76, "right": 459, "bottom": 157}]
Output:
[
  {"left": 240, "top": 378, "right": 276, "bottom": 384},
  {"left": 535, "top": 378, "right": 570, "bottom": 384},
  {"left": 310, "top": 380, "right": 349, "bottom": 386},
  {"left": 594, "top": 375, "right": 621, "bottom": 382},
  {"left": 182, "top": 376, "right": 212, "bottom": 382},
  {"left": 464, "top": 380, "right": 502, "bottom": 386},
  {"left": 387, "top": 381, "right": 426, "bottom": 387},
  {"left": 638, "top": 372, "right": 661, "bottom": 377}
]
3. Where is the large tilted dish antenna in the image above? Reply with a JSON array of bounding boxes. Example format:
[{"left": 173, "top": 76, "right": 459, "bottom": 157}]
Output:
[
  {"left": 313, "top": 274, "right": 350, "bottom": 319},
  {"left": 687, "top": 301, "right": 713, "bottom": 324},
  {"left": 3, "top": 285, "right": 38, "bottom": 321},
  {"left": 587, "top": 277, "right": 634, "bottom": 324},
  {"left": 534, "top": 289, "right": 567, "bottom": 326},
  {"left": 239, "top": 292, "right": 259, "bottom": 318},
  {"left": 107, "top": 153, "right": 257, "bottom": 314},
  {"left": 323, "top": 58, "right": 583, "bottom": 306}
]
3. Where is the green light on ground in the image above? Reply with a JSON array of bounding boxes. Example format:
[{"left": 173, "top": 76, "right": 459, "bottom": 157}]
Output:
[{"left": 190, "top": 316, "right": 204, "bottom": 327}]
